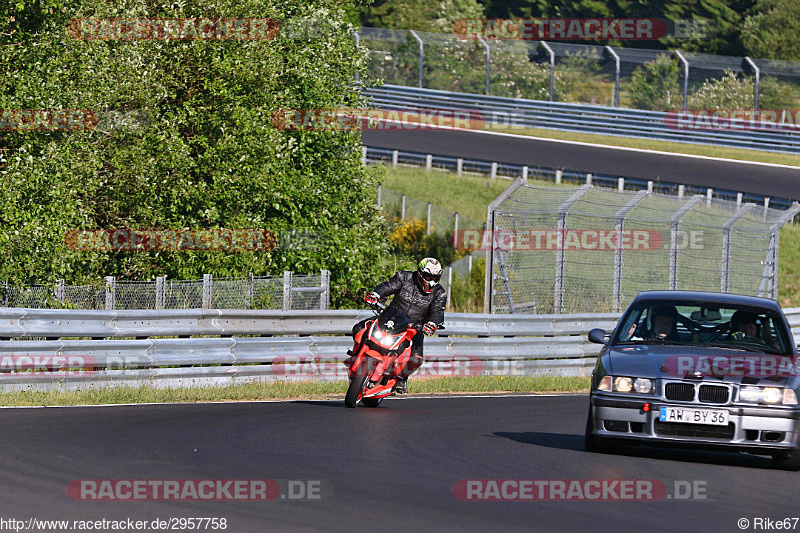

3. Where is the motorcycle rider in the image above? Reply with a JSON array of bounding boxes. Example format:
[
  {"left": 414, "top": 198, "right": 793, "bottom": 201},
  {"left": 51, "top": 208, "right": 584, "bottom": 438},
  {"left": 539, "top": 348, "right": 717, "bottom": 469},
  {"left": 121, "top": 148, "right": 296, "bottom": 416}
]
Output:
[{"left": 353, "top": 257, "right": 446, "bottom": 394}]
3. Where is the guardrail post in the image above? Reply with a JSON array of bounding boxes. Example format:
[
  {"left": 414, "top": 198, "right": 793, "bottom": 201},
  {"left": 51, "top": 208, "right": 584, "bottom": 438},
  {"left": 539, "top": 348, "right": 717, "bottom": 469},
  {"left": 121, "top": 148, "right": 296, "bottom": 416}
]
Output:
[
  {"left": 647, "top": 180, "right": 653, "bottom": 192},
  {"left": 426, "top": 203, "right": 432, "bottom": 235},
  {"left": 490, "top": 162, "right": 498, "bottom": 179},
  {"left": 618, "top": 178, "right": 624, "bottom": 190},
  {"left": 361, "top": 146, "right": 367, "bottom": 165},
  {"left": 401, "top": 194, "right": 406, "bottom": 220},
  {"left": 737, "top": 193, "right": 743, "bottom": 206},
  {"left": 555, "top": 169, "right": 562, "bottom": 185},
  {"left": 55, "top": 279, "right": 65, "bottom": 304},
  {"left": 392, "top": 150, "right": 398, "bottom": 168},
  {"left": 678, "top": 184, "right": 685, "bottom": 197},
  {"left": 202, "top": 274, "right": 212, "bottom": 309},
  {"left": 409, "top": 30, "right": 424, "bottom": 88},
  {"left": 105, "top": 276, "right": 115, "bottom": 310},
  {"left": 454, "top": 212, "right": 459, "bottom": 236},
  {"left": 522, "top": 166, "right": 529, "bottom": 182},
  {"left": 320, "top": 269, "right": 330, "bottom": 310},
  {"left": 283, "top": 271, "right": 292, "bottom": 311},
  {"left": 426, "top": 154, "right": 432, "bottom": 171},
  {"left": 457, "top": 158, "right": 463, "bottom": 176},
  {"left": 156, "top": 276, "right": 166, "bottom": 309},
  {"left": 586, "top": 173, "right": 592, "bottom": 185},
  {"left": 706, "top": 188, "right": 713, "bottom": 206},
  {"left": 468, "top": 253, "right": 473, "bottom": 274}
]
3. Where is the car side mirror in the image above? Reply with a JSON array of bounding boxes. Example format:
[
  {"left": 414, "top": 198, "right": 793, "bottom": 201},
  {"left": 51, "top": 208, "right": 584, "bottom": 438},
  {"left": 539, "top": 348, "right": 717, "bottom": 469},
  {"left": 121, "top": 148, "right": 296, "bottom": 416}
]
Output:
[{"left": 588, "top": 328, "right": 608, "bottom": 345}]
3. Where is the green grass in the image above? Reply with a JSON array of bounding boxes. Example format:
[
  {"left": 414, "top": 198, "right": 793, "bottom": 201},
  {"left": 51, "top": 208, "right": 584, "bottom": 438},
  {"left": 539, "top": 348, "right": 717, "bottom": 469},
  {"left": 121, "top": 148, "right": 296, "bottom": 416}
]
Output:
[
  {"left": 0, "top": 376, "right": 590, "bottom": 406},
  {"left": 380, "top": 165, "right": 564, "bottom": 222},
  {"left": 778, "top": 223, "right": 800, "bottom": 309},
  {"left": 478, "top": 124, "right": 800, "bottom": 168}
]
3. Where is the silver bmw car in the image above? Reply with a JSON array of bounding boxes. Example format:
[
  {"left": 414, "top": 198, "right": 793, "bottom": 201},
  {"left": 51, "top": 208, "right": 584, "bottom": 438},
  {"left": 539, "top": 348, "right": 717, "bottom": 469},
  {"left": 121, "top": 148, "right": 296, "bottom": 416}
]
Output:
[{"left": 585, "top": 290, "right": 800, "bottom": 470}]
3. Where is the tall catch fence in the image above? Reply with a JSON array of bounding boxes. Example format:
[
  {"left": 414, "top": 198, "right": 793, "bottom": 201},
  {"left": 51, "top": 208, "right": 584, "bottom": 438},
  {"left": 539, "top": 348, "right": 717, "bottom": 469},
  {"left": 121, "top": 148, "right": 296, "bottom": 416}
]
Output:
[
  {"left": 356, "top": 27, "right": 800, "bottom": 111},
  {"left": 0, "top": 272, "right": 330, "bottom": 311},
  {"left": 485, "top": 181, "right": 800, "bottom": 314}
]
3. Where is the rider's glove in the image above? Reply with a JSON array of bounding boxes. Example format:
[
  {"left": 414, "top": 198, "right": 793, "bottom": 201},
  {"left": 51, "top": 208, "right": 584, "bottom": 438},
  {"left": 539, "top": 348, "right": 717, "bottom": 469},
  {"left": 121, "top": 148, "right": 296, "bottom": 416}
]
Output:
[
  {"left": 422, "top": 322, "right": 437, "bottom": 336},
  {"left": 365, "top": 292, "right": 379, "bottom": 306}
]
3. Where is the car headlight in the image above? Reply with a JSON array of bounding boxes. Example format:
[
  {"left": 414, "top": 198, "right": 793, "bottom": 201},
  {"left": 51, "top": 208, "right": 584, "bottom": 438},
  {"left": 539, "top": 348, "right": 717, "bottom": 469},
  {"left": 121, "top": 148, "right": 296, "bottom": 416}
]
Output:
[
  {"left": 739, "top": 386, "right": 795, "bottom": 404},
  {"left": 596, "top": 376, "right": 653, "bottom": 394}
]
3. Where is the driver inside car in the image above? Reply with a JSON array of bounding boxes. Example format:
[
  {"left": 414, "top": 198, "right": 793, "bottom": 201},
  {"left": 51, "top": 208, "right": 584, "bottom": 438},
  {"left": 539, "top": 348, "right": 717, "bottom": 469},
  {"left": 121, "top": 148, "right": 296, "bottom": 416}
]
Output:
[{"left": 647, "top": 306, "right": 680, "bottom": 341}]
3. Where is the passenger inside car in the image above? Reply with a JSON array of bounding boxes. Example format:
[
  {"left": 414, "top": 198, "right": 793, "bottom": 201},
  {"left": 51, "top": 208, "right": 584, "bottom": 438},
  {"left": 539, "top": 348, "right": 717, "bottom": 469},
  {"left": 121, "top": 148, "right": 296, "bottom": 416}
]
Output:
[{"left": 728, "top": 310, "right": 781, "bottom": 350}]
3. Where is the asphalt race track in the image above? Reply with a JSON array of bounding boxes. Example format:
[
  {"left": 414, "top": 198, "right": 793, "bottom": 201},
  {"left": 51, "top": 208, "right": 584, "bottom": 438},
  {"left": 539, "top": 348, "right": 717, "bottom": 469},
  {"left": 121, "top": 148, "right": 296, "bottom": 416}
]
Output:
[
  {"left": 363, "top": 129, "right": 800, "bottom": 200},
  {"left": 1, "top": 395, "right": 797, "bottom": 532}
]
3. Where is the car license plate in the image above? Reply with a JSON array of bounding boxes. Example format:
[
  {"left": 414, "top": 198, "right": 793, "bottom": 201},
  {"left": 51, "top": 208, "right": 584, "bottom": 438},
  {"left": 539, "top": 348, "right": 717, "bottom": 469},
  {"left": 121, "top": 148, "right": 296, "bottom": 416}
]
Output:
[{"left": 659, "top": 406, "right": 728, "bottom": 426}]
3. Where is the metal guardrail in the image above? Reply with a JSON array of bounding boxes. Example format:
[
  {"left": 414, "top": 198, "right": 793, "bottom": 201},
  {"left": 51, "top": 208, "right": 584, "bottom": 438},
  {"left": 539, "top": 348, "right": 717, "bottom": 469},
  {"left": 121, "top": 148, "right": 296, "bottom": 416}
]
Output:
[
  {"left": 363, "top": 85, "right": 800, "bottom": 154},
  {"left": 0, "top": 307, "right": 797, "bottom": 391}
]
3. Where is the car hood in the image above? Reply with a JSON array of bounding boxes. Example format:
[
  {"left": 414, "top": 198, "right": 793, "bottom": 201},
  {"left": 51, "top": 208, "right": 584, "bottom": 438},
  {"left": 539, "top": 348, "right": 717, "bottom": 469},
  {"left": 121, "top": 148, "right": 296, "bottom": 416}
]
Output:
[{"left": 606, "top": 344, "right": 799, "bottom": 385}]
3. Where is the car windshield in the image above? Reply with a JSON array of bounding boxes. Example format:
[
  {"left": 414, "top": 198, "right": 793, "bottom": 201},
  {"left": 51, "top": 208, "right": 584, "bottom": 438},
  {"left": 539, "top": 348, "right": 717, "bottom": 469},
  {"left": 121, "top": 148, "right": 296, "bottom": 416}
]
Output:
[{"left": 613, "top": 301, "right": 793, "bottom": 355}]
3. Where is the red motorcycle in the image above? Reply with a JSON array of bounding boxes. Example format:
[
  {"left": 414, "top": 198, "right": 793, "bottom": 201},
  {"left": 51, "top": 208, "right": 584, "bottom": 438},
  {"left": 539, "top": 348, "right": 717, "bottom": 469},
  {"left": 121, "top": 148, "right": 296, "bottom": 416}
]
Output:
[{"left": 344, "top": 301, "right": 442, "bottom": 408}]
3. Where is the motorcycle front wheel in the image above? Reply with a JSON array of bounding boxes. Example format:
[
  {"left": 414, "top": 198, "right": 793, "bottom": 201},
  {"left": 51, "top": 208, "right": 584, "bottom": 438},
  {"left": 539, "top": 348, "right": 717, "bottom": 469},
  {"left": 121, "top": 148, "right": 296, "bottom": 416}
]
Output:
[
  {"left": 345, "top": 373, "right": 369, "bottom": 408},
  {"left": 361, "top": 397, "right": 383, "bottom": 408}
]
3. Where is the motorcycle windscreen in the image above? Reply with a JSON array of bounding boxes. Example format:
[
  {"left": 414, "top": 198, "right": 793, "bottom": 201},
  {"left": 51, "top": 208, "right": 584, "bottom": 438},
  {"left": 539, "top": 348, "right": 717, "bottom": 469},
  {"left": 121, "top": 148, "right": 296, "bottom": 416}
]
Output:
[
  {"left": 368, "top": 320, "right": 407, "bottom": 351},
  {"left": 377, "top": 306, "right": 412, "bottom": 334}
]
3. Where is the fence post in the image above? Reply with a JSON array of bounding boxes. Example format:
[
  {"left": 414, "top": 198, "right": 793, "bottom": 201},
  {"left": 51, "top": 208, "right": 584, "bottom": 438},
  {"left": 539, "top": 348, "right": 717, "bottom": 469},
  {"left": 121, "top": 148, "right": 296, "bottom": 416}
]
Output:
[
  {"left": 670, "top": 196, "right": 702, "bottom": 290},
  {"left": 377, "top": 185, "right": 381, "bottom": 207},
  {"left": 401, "top": 194, "right": 406, "bottom": 220},
  {"left": 409, "top": 29, "right": 424, "bottom": 89},
  {"left": 554, "top": 185, "right": 592, "bottom": 314},
  {"left": 540, "top": 41, "right": 555, "bottom": 102},
  {"left": 454, "top": 212, "right": 459, "bottom": 237},
  {"left": 392, "top": 150, "right": 398, "bottom": 168},
  {"left": 55, "top": 279, "right": 65, "bottom": 304},
  {"left": 674, "top": 50, "right": 689, "bottom": 111},
  {"left": 156, "top": 276, "right": 166, "bottom": 309},
  {"left": 613, "top": 191, "right": 647, "bottom": 311},
  {"left": 105, "top": 276, "right": 115, "bottom": 310},
  {"left": 446, "top": 266, "right": 452, "bottom": 309},
  {"left": 721, "top": 204, "right": 754, "bottom": 293},
  {"left": 353, "top": 31, "right": 360, "bottom": 84},
  {"left": 477, "top": 36, "right": 490, "bottom": 95},
  {"left": 202, "top": 274, "right": 212, "bottom": 309},
  {"left": 605, "top": 46, "right": 620, "bottom": 107},
  {"left": 361, "top": 146, "right": 367, "bottom": 165},
  {"left": 522, "top": 166, "right": 529, "bottom": 182},
  {"left": 468, "top": 253, "right": 473, "bottom": 274},
  {"left": 426, "top": 203, "right": 432, "bottom": 235},
  {"left": 320, "top": 269, "right": 330, "bottom": 310},
  {"left": 745, "top": 56, "right": 760, "bottom": 111},
  {"left": 247, "top": 273, "right": 254, "bottom": 309},
  {"left": 283, "top": 271, "right": 292, "bottom": 311}
]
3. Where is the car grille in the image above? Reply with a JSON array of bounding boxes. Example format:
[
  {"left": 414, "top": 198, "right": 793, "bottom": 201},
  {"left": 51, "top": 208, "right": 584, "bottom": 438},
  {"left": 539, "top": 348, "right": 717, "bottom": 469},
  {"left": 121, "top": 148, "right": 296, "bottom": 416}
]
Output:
[
  {"left": 698, "top": 384, "right": 729, "bottom": 404},
  {"left": 654, "top": 421, "right": 735, "bottom": 439},
  {"left": 665, "top": 383, "right": 695, "bottom": 401}
]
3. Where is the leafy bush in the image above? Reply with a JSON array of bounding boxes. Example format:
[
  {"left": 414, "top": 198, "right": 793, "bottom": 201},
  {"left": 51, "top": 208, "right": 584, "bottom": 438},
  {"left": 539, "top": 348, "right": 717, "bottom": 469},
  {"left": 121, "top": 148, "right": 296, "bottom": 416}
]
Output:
[
  {"left": 688, "top": 71, "right": 798, "bottom": 110},
  {"left": 628, "top": 56, "right": 681, "bottom": 111}
]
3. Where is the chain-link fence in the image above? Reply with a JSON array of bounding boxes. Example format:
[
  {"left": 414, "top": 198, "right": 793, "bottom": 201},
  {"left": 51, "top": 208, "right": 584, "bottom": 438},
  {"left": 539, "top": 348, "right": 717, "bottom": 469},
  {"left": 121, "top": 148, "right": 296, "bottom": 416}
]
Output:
[
  {"left": 378, "top": 185, "right": 484, "bottom": 232},
  {"left": 486, "top": 183, "right": 800, "bottom": 314},
  {"left": 0, "top": 271, "right": 329, "bottom": 310},
  {"left": 356, "top": 27, "right": 800, "bottom": 111}
]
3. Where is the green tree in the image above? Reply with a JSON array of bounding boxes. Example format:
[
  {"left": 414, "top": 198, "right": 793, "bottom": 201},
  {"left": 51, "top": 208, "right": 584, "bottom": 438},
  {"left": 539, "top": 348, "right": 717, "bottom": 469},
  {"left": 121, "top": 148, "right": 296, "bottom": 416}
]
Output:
[
  {"left": 0, "top": 0, "right": 392, "bottom": 308},
  {"left": 628, "top": 56, "right": 681, "bottom": 111},
  {"left": 742, "top": 0, "right": 800, "bottom": 60}
]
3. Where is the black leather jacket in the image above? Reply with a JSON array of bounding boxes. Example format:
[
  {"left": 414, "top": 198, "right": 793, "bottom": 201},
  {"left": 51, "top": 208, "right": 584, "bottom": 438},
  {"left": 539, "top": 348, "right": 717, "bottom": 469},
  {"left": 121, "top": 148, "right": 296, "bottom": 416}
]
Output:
[{"left": 373, "top": 270, "right": 446, "bottom": 325}]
